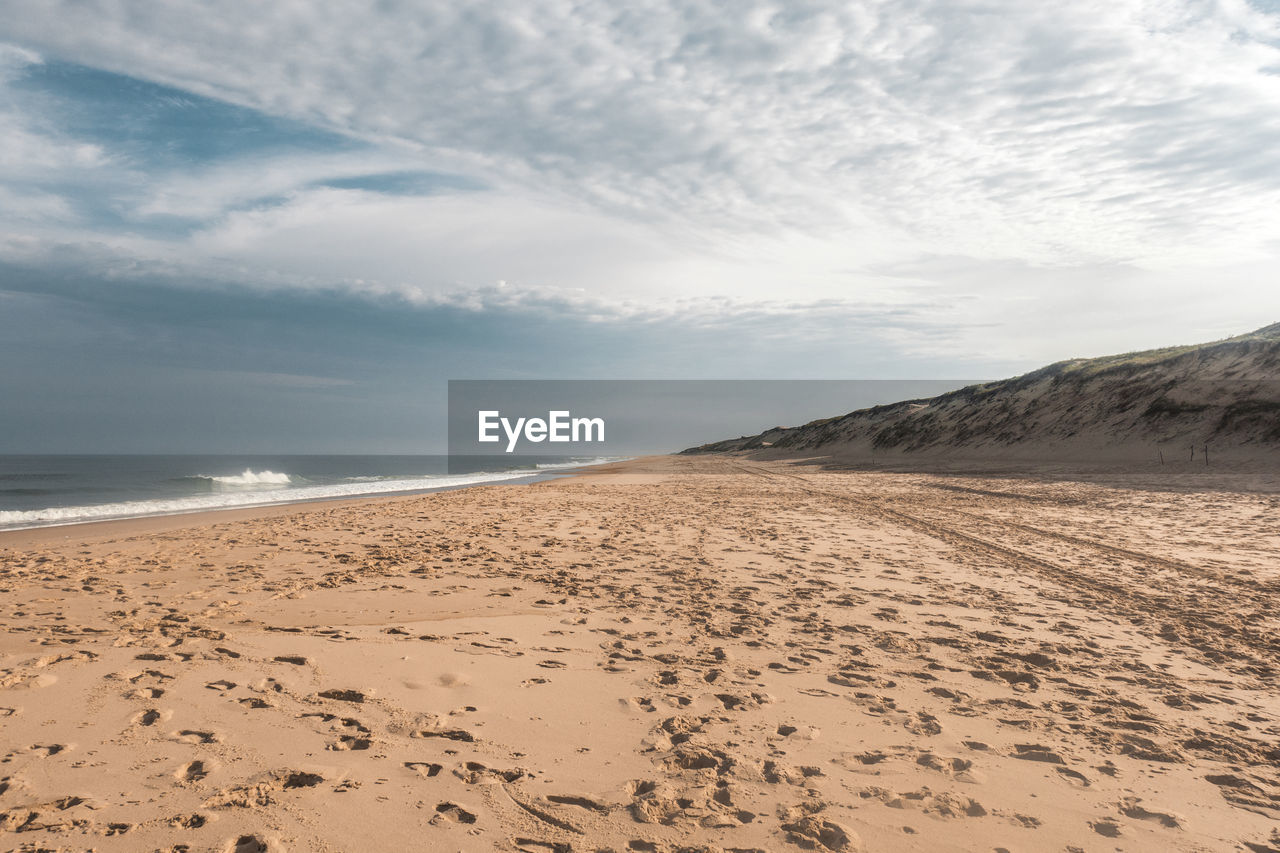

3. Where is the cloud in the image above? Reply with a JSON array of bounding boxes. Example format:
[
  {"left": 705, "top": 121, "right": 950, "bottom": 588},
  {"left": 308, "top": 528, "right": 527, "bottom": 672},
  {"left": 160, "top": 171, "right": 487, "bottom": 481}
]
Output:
[
  {"left": 0, "top": 232, "right": 938, "bottom": 332},
  {"left": 0, "top": 54, "right": 448, "bottom": 237},
  {"left": 2, "top": 227, "right": 1275, "bottom": 452},
  {"left": 0, "top": 42, "right": 39, "bottom": 79},
  {"left": 1, "top": 2, "right": 1279, "bottom": 419},
  {"left": 3, "top": 1, "right": 1279, "bottom": 268},
  {"left": 0, "top": 50, "right": 114, "bottom": 195}
]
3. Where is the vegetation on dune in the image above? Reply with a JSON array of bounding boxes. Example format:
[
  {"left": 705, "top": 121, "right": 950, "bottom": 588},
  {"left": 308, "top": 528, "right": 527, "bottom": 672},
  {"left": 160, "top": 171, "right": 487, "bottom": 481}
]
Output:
[{"left": 682, "top": 323, "right": 1280, "bottom": 454}]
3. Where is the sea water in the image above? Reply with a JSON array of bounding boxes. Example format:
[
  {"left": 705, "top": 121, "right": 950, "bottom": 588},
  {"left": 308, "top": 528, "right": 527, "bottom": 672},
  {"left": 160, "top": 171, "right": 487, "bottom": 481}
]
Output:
[{"left": 0, "top": 454, "right": 618, "bottom": 530}]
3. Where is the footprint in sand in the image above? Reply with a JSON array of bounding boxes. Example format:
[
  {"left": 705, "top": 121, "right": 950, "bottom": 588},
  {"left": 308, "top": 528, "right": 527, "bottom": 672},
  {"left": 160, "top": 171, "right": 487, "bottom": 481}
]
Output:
[
  {"left": 914, "top": 752, "right": 982, "bottom": 782},
  {"left": 228, "top": 835, "right": 269, "bottom": 853},
  {"left": 1119, "top": 797, "right": 1181, "bottom": 829},
  {"left": 330, "top": 734, "right": 372, "bottom": 751},
  {"left": 835, "top": 751, "right": 889, "bottom": 770},
  {"left": 177, "top": 759, "right": 212, "bottom": 783},
  {"left": 298, "top": 713, "right": 372, "bottom": 750},
  {"left": 781, "top": 816, "right": 861, "bottom": 852},
  {"left": 299, "top": 711, "right": 339, "bottom": 723},
  {"left": 1010, "top": 743, "right": 1064, "bottom": 764},
  {"left": 776, "top": 724, "right": 821, "bottom": 741},
  {"left": 317, "top": 688, "right": 366, "bottom": 703},
  {"left": 405, "top": 761, "right": 443, "bottom": 778},
  {"left": 251, "top": 677, "right": 286, "bottom": 695},
  {"left": 282, "top": 771, "right": 324, "bottom": 789},
  {"left": 203, "top": 769, "right": 326, "bottom": 810},
  {"left": 0, "top": 667, "right": 58, "bottom": 690},
  {"left": 127, "top": 669, "right": 174, "bottom": 686},
  {"left": 0, "top": 795, "right": 87, "bottom": 832},
  {"left": 431, "top": 801, "right": 478, "bottom": 824},
  {"left": 415, "top": 727, "right": 476, "bottom": 743},
  {"left": 170, "top": 813, "right": 207, "bottom": 828},
  {"left": 468, "top": 641, "right": 524, "bottom": 658},
  {"left": 455, "top": 761, "right": 525, "bottom": 784},
  {"left": 134, "top": 708, "right": 170, "bottom": 727},
  {"left": 1091, "top": 819, "right": 1122, "bottom": 837},
  {"left": 1055, "top": 766, "right": 1091, "bottom": 787},
  {"left": 859, "top": 786, "right": 986, "bottom": 818},
  {"left": 174, "top": 730, "right": 220, "bottom": 744}
]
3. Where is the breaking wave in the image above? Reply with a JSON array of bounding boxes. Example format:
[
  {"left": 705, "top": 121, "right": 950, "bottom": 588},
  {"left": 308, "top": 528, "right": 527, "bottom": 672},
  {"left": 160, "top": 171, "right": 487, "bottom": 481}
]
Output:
[
  {"left": 0, "top": 457, "right": 628, "bottom": 531},
  {"left": 0, "top": 470, "right": 529, "bottom": 530},
  {"left": 534, "top": 457, "right": 617, "bottom": 470},
  {"left": 204, "top": 469, "right": 292, "bottom": 487}
]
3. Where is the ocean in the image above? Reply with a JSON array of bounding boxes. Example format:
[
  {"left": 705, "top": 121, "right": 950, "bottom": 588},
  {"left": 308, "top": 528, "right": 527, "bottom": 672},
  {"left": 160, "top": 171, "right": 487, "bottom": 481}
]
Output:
[{"left": 0, "top": 454, "right": 618, "bottom": 531}]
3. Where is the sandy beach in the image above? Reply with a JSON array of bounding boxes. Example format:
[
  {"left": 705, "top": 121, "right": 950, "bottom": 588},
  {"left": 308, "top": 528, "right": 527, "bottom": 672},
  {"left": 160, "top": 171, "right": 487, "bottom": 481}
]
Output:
[{"left": 1, "top": 455, "right": 1278, "bottom": 852}]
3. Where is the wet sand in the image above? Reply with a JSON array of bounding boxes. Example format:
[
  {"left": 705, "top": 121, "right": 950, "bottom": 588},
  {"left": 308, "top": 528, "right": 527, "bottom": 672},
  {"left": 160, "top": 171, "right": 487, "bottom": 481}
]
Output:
[{"left": 1, "top": 455, "right": 1278, "bottom": 852}]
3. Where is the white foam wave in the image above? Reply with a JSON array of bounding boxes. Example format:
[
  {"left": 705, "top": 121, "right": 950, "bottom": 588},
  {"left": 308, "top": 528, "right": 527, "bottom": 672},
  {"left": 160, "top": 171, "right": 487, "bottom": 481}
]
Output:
[
  {"left": 0, "top": 470, "right": 535, "bottom": 531},
  {"left": 206, "top": 469, "right": 291, "bottom": 486},
  {"left": 534, "top": 456, "right": 622, "bottom": 470}
]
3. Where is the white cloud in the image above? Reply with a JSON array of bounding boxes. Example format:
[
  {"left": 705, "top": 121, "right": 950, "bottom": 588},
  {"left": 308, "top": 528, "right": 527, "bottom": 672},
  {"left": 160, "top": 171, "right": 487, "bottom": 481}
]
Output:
[
  {"left": 0, "top": 42, "right": 40, "bottom": 79},
  {"left": 3, "top": 0, "right": 1279, "bottom": 267},
  {"left": 1, "top": 4, "right": 1279, "bottom": 377},
  {"left": 0, "top": 184, "right": 75, "bottom": 222},
  {"left": 4, "top": 221, "right": 1278, "bottom": 379},
  {"left": 130, "top": 151, "right": 431, "bottom": 220},
  {"left": 0, "top": 46, "right": 112, "bottom": 187}
]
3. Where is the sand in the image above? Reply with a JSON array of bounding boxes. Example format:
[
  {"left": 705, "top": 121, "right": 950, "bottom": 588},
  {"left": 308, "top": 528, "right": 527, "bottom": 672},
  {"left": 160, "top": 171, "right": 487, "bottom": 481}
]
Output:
[{"left": 1, "top": 455, "right": 1278, "bottom": 852}]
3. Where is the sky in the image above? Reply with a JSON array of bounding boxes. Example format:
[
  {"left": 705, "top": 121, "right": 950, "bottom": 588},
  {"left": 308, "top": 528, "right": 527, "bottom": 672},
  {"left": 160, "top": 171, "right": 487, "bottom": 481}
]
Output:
[{"left": 1, "top": 0, "right": 1279, "bottom": 452}]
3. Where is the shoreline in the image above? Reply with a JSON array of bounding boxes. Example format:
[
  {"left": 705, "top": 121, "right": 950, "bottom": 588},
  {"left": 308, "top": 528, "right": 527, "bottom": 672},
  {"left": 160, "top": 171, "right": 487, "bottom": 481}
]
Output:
[
  {"left": 0, "top": 457, "right": 644, "bottom": 544},
  {"left": 5, "top": 448, "right": 1275, "bottom": 548}
]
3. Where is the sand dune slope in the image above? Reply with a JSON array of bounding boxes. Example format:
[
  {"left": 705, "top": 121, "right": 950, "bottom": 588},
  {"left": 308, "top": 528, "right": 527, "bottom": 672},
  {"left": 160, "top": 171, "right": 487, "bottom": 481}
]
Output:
[{"left": 683, "top": 323, "right": 1280, "bottom": 461}]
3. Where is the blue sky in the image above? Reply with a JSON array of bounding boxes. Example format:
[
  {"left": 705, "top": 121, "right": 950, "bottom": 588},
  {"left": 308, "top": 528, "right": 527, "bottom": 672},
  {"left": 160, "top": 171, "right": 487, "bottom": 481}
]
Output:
[{"left": 1, "top": 2, "right": 1279, "bottom": 451}]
